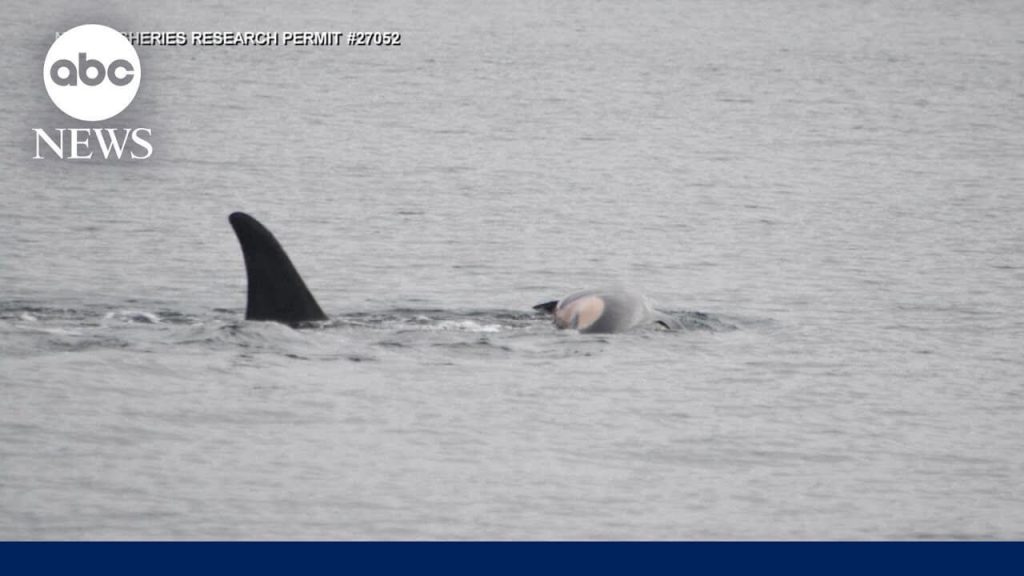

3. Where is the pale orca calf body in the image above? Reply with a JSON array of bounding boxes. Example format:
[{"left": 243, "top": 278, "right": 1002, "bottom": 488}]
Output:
[{"left": 533, "top": 289, "right": 681, "bottom": 333}]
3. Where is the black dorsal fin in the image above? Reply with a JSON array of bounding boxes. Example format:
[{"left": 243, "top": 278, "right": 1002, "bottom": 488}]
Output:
[
  {"left": 532, "top": 300, "right": 559, "bottom": 314},
  {"left": 228, "top": 212, "right": 327, "bottom": 325}
]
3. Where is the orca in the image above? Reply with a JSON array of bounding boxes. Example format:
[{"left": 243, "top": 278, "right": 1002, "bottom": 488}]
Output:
[
  {"left": 228, "top": 212, "right": 327, "bottom": 325},
  {"left": 228, "top": 212, "right": 680, "bottom": 334},
  {"left": 533, "top": 289, "right": 681, "bottom": 333}
]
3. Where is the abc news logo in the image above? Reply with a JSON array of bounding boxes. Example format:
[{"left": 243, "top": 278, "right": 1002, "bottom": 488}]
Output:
[
  {"left": 34, "top": 24, "right": 152, "bottom": 160},
  {"left": 50, "top": 52, "right": 136, "bottom": 87}
]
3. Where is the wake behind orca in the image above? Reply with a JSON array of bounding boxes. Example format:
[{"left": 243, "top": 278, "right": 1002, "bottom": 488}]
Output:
[{"left": 228, "top": 211, "right": 681, "bottom": 333}]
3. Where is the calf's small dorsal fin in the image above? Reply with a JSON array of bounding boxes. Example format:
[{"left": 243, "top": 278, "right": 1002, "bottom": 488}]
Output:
[{"left": 532, "top": 300, "right": 559, "bottom": 314}]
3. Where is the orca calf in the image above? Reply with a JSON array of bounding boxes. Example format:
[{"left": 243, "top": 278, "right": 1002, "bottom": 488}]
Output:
[
  {"left": 228, "top": 212, "right": 327, "bottom": 325},
  {"left": 533, "top": 289, "right": 681, "bottom": 334}
]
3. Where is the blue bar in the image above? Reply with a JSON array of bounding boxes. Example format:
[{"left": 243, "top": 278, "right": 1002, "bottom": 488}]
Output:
[{"left": 2, "top": 542, "right": 1020, "bottom": 575}]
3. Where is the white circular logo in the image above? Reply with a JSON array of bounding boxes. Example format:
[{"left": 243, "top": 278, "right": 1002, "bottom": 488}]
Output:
[{"left": 43, "top": 24, "right": 141, "bottom": 122}]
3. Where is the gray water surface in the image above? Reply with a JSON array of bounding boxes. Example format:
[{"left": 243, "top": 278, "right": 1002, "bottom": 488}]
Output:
[{"left": 1, "top": 0, "right": 1023, "bottom": 539}]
